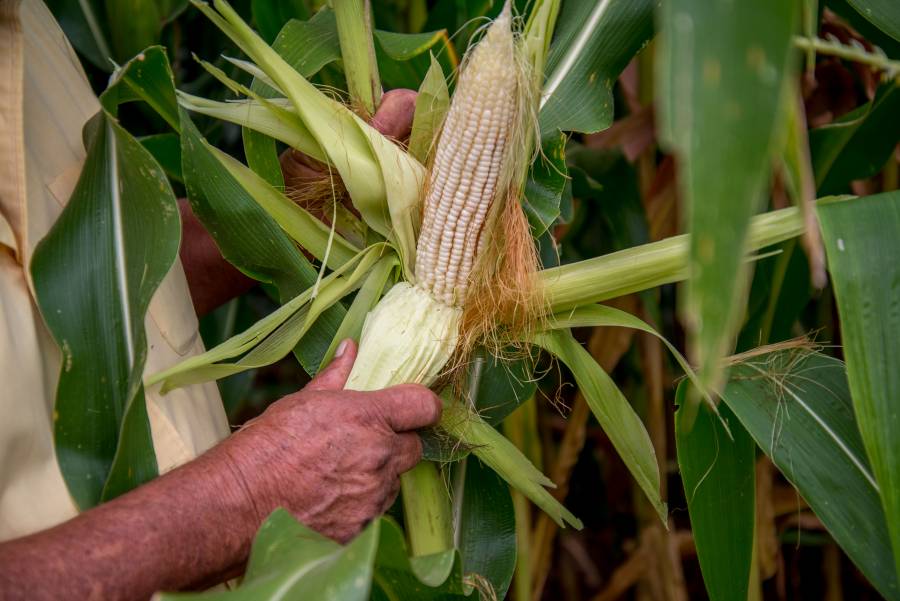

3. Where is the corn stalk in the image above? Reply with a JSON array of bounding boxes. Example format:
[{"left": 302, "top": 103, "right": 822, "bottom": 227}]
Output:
[{"left": 150, "top": 0, "right": 823, "bottom": 561}]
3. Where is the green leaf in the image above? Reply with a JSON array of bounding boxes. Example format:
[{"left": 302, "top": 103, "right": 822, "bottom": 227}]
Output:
[
  {"left": 179, "top": 110, "right": 345, "bottom": 374},
  {"left": 374, "top": 29, "right": 455, "bottom": 91},
  {"left": 46, "top": 0, "right": 114, "bottom": 71},
  {"left": 441, "top": 402, "right": 582, "bottom": 531},
  {"left": 471, "top": 353, "right": 538, "bottom": 427},
  {"left": 657, "top": 0, "right": 800, "bottom": 398},
  {"left": 250, "top": 0, "right": 310, "bottom": 43},
  {"left": 721, "top": 350, "right": 899, "bottom": 600},
  {"left": 160, "top": 510, "right": 476, "bottom": 600},
  {"left": 104, "top": 0, "right": 164, "bottom": 62},
  {"left": 103, "top": 46, "right": 180, "bottom": 132},
  {"left": 533, "top": 329, "right": 666, "bottom": 523},
  {"left": 845, "top": 0, "right": 900, "bottom": 42},
  {"left": 817, "top": 191, "right": 900, "bottom": 585},
  {"left": 538, "top": 0, "right": 655, "bottom": 137},
  {"left": 809, "top": 81, "right": 900, "bottom": 194},
  {"left": 139, "top": 133, "right": 182, "bottom": 181},
  {"left": 407, "top": 54, "right": 449, "bottom": 163},
  {"left": 31, "top": 111, "right": 181, "bottom": 508},
  {"left": 523, "top": 132, "right": 567, "bottom": 235},
  {"left": 453, "top": 458, "right": 517, "bottom": 601},
  {"left": 675, "top": 384, "right": 755, "bottom": 601},
  {"left": 334, "top": 0, "right": 383, "bottom": 115}
]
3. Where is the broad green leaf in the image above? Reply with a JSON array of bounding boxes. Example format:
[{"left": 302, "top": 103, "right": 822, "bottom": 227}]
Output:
[
  {"left": 657, "top": 0, "right": 799, "bottom": 398},
  {"left": 675, "top": 384, "right": 755, "bottom": 601},
  {"left": 540, "top": 204, "right": 809, "bottom": 313},
  {"left": 374, "top": 29, "right": 455, "bottom": 91},
  {"left": 546, "top": 303, "right": 712, "bottom": 408},
  {"left": 523, "top": 132, "right": 567, "bottom": 235},
  {"left": 104, "top": 0, "right": 163, "bottom": 62},
  {"left": 441, "top": 402, "right": 582, "bottom": 531},
  {"left": 817, "top": 191, "right": 900, "bottom": 584},
  {"left": 160, "top": 509, "right": 382, "bottom": 600},
  {"left": 46, "top": 0, "right": 113, "bottom": 70},
  {"left": 31, "top": 111, "right": 180, "bottom": 508},
  {"left": 721, "top": 350, "right": 899, "bottom": 600},
  {"left": 539, "top": 0, "right": 655, "bottom": 137},
  {"left": 470, "top": 352, "right": 538, "bottom": 427},
  {"left": 160, "top": 510, "right": 477, "bottom": 600},
  {"left": 208, "top": 145, "right": 359, "bottom": 268},
  {"left": 533, "top": 329, "right": 666, "bottom": 523},
  {"left": 139, "top": 133, "right": 182, "bottom": 181},
  {"left": 179, "top": 110, "right": 345, "bottom": 373},
  {"left": 250, "top": 0, "right": 310, "bottom": 43},
  {"left": 826, "top": 0, "right": 900, "bottom": 58},
  {"left": 408, "top": 54, "right": 449, "bottom": 163},
  {"left": 103, "top": 46, "right": 180, "bottom": 132},
  {"left": 809, "top": 81, "right": 900, "bottom": 194},
  {"left": 453, "top": 458, "right": 517, "bottom": 601},
  {"left": 845, "top": 0, "right": 900, "bottom": 42}
]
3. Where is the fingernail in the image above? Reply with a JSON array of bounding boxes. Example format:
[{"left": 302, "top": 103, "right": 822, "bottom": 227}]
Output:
[{"left": 335, "top": 339, "right": 350, "bottom": 358}]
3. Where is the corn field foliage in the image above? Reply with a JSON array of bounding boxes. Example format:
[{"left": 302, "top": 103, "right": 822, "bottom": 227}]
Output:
[{"left": 34, "top": 0, "right": 900, "bottom": 599}]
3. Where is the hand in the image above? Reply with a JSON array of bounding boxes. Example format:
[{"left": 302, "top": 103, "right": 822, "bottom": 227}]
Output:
[
  {"left": 212, "top": 339, "right": 442, "bottom": 542},
  {"left": 280, "top": 88, "right": 418, "bottom": 188}
]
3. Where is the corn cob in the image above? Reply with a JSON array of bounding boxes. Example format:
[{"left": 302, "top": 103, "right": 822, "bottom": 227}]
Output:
[{"left": 343, "top": 7, "right": 520, "bottom": 556}]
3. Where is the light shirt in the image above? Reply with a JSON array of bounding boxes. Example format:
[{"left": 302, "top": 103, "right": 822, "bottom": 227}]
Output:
[{"left": 0, "top": 0, "right": 229, "bottom": 541}]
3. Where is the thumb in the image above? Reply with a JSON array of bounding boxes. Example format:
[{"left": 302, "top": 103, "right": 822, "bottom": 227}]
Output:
[{"left": 306, "top": 339, "right": 357, "bottom": 391}]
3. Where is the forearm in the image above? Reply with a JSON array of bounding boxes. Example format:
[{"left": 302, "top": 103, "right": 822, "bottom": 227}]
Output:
[
  {"left": 179, "top": 199, "right": 255, "bottom": 317},
  {"left": 0, "top": 447, "right": 255, "bottom": 601}
]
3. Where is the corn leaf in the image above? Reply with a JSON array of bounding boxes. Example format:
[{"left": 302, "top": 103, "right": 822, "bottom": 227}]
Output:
[
  {"left": 532, "top": 329, "right": 666, "bottom": 524},
  {"left": 408, "top": 54, "right": 449, "bottom": 163},
  {"left": 374, "top": 28, "right": 456, "bottom": 90},
  {"left": 45, "top": 0, "right": 114, "bottom": 70},
  {"left": 675, "top": 384, "right": 756, "bottom": 601},
  {"left": 538, "top": 0, "right": 655, "bottom": 137},
  {"left": 159, "top": 509, "right": 478, "bottom": 600},
  {"left": 441, "top": 403, "right": 582, "bottom": 531},
  {"left": 818, "top": 191, "right": 900, "bottom": 586},
  {"left": 523, "top": 131, "right": 568, "bottom": 235},
  {"left": 31, "top": 110, "right": 178, "bottom": 508},
  {"left": 844, "top": 0, "right": 900, "bottom": 41},
  {"left": 332, "top": 0, "right": 382, "bottom": 115},
  {"left": 179, "top": 110, "right": 345, "bottom": 373},
  {"left": 720, "top": 350, "right": 899, "bottom": 600},
  {"left": 452, "top": 458, "right": 517, "bottom": 601},
  {"left": 318, "top": 256, "right": 398, "bottom": 370},
  {"left": 139, "top": 133, "right": 182, "bottom": 182},
  {"left": 250, "top": 0, "right": 310, "bottom": 43},
  {"left": 148, "top": 245, "right": 386, "bottom": 391},
  {"left": 809, "top": 81, "right": 900, "bottom": 194},
  {"left": 657, "top": 0, "right": 800, "bottom": 404}
]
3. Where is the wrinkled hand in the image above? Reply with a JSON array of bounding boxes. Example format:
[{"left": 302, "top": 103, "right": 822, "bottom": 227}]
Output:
[
  {"left": 213, "top": 339, "right": 441, "bottom": 543},
  {"left": 280, "top": 88, "right": 417, "bottom": 187}
]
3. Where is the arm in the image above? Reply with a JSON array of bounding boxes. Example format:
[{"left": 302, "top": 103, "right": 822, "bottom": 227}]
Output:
[{"left": 0, "top": 340, "right": 441, "bottom": 600}]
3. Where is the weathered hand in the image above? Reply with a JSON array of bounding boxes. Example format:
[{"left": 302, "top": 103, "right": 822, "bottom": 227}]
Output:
[{"left": 213, "top": 339, "right": 442, "bottom": 542}]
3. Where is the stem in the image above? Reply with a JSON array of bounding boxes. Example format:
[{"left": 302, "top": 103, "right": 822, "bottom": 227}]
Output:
[
  {"left": 541, "top": 204, "right": 809, "bottom": 312},
  {"left": 331, "top": 0, "right": 382, "bottom": 116},
  {"left": 401, "top": 462, "right": 453, "bottom": 556},
  {"left": 793, "top": 35, "right": 900, "bottom": 77}
]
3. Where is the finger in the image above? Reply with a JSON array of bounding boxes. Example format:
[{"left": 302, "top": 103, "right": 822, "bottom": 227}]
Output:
[
  {"left": 370, "top": 384, "right": 442, "bottom": 432},
  {"left": 392, "top": 432, "right": 423, "bottom": 474},
  {"left": 370, "top": 89, "right": 417, "bottom": 140},
  {"left": 305, "top": 339, "right": 357, "bottom": 391}
]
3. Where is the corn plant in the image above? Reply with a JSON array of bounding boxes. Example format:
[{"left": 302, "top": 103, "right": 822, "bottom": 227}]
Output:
[{"left": 34, "top": 0, "right": 900, "bottom": 599}]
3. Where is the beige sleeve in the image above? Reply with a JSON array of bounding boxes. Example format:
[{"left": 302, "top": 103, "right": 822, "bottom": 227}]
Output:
[{"left": 0, "top": 0, "right": 230, "bottom": 541}]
